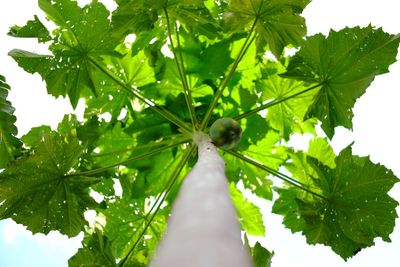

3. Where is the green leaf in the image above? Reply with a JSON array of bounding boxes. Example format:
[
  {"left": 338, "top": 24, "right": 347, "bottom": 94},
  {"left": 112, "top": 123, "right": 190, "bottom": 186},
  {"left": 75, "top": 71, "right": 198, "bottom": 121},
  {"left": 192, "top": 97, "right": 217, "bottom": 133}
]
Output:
[
  {"left": 91, "top": 122, "right": 133, "bottom": 166},
  {"left": 9, "top": 0, "right": 120, "bottom": 108},
  {"left": 21, "top": 125, "right": 52, "bottom": 147},
  {"left": 0, "top": 125, "right": 99, "bottom": 237},
  {"left": 230, "top": 183, "right": 265, "bottom": 236},
  {"left": 101, "top": 197, "right": 167, "bottom": 265},
  {"left": 307, "top": 138, "right": 336, "bottom": 169},
  {"left": 129, "top": 149, "right": 185, "bottom": 198},
  {"left": 225, "top": 152, "right": 273, "bottom": 200},
  {"left": 250, "top": 242, "right": 273, "bottom": 267},
  {"left": 257, "top": 63, "right": 317, "bottom": 140},
  {"left": 273, "top": 146, "right": 399, "bottom": 260},
  {"left": 283, "top": 26, "right": 400, "bottom": 137},
  {"left": 240, "top": 130, "right": 287, "bottom": 170},
  {"left": 112, "top": 0, "right": 219, "bottom": 39},
  {"left": 239, "top": 115, "right": 270, "bottom": 149},
  {"left": 8, "top": 15, "right": 52, "bottom": 42},
  {"left": 39, "top": 0, "right": 118, "bottom": 52},
  {"left": 0, "top": 75, "right": 21, "bottom": 168},
  {"left": 84, "top": 50, "right": 156, "bottom": 121},
  {"left": 125, "top": 108, "right": 173, "bottom": 146},
  {"left": 225, "top": 0, "right": 310, "bottom": 56},
  {"left": 69, "top": 230, "right": 117, "bottom": 267}
]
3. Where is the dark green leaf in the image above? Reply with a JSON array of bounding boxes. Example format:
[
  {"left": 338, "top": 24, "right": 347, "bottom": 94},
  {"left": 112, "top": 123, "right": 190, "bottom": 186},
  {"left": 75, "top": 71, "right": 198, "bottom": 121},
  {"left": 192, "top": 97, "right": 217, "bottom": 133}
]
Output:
[
  {"left": 112, "top": 0, "right": 219, "bottom": 39},
  {"left": 257, "top": 62, "right": 318, "bottom": 140},
  {"left": 226, "top": 0, "right": 310, "bottom": 56},
  {"left": 0, "top": 125, "right": 99, "bottom": 237},
  {"left": 225, "top": 152, "right": 273, "bottom": 200},
  {"left": 273, "top": 146, "right": 399, "bottom": 259},
  {"left": 0, "top": 75, "right": 21, "bottom": 168},
  {"left": 69, "top": 230, "right": 117, "bottom": 267},
  {"left": 283, "top": 26, "right": 400, "bottom": 137},
  {"left": 8, "top": 15, "right": 52, "bottom": 42},
  {"left": 9, "top": 0, "right": 121, "bottom": 108},
  {"left": 250, "top": 242, "right": 273, "bottom": 267},
  {"left": 101, "top": 197, "right": 167, "bottom": 265}
]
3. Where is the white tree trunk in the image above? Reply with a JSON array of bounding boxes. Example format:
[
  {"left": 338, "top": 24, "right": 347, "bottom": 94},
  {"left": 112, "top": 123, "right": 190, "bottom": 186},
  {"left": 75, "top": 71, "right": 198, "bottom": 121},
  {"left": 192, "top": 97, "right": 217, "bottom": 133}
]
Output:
[{"left": 151, "top": 133, "right": 253, "bottom": 267}]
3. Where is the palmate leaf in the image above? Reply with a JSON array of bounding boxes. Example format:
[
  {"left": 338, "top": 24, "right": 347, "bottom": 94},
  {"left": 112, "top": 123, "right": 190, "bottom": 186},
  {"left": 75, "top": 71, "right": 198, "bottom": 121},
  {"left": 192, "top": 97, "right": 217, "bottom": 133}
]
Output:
[
  {"left": 0, "top": 123, "right": 99, "bottom": 237},
  {"left": 256, "top": 62, "right": 318, "bottom": 140},
  {"left": 283, "top": 26, "right": 400, "bottom": 138},
  {"left": 112, "top": 0, "right": 219, "bottom": 39},
  {"left": 69, "top": 230, "right": 117, "bottom": 267},
  {"left": 140, "top": 29, "right": 233, "bottom": 103},
  {"left": 85, "top": 49, "right": 156, "bottom": 121},
  {"left": 0, "top": 75, "right": 21, "bottom": 168},
  {"left": 9, "top": 0, "right": 120, "bottom": 108},
  {"left": 99, "top": 197, "right": 168, "bottom": 266},
  {"left": 224, "top": 128, "right": 285, "bottom": 200},
  {"left": 273, "top": 146, "right": 399, "bottom": 260},
  {"left": 90, "top": 122, "right": 134, "bottom": 166},
  {"left": 8, "top": 15, "right": 52, "bottom": 43},
  {"left": 225, "top": 152, "right": 273, "bottom": 200},
  {"left": 239, "top": 130, "right": 287, "bottom": 169},
  {"left": 225, "top": 0, "right": 310, "bottom": 57},
  {"left": 283, "top": 138, "right": 336, "bottom": 196}
]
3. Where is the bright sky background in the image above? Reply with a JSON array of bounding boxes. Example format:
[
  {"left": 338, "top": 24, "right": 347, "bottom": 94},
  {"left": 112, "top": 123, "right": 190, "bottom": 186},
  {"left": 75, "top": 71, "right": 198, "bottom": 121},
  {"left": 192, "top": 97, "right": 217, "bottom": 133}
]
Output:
[{"left": 0, "top": 0, "right": 400, "bottom": 266}]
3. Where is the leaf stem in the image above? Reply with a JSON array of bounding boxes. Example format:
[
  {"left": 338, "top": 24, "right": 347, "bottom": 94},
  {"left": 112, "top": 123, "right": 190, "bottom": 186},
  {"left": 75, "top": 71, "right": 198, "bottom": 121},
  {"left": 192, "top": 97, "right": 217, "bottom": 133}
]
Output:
[
  {"left": 91, "top": 135, "right": 189, "bottom": 158},
  {"left": 227, "top": 150, "right": 327, "bottom": 200},
  {"left": 164, "top": 8, "right": 198, "bottom": 129},
  {"left": 88, "top": 57, "right": 192, "bottom": 133},
  {"left": 235, "top": 82, "right": 324, "bottom": 120},
  {"left": 118, "top": 146, "right": 195, "bottom": 267},
  {"left": 64, "top": 139, "right": 188, "bottom": 178},
  {"left": 200, "top": 18, "right": 258, "bottom": 130}
]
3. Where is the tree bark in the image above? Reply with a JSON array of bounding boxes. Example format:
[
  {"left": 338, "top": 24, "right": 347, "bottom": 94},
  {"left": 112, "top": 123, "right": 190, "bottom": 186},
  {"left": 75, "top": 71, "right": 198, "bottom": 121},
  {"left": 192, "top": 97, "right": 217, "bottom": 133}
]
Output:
[{"left": 151, "top": 133, "right": 253, "bottom": 267}]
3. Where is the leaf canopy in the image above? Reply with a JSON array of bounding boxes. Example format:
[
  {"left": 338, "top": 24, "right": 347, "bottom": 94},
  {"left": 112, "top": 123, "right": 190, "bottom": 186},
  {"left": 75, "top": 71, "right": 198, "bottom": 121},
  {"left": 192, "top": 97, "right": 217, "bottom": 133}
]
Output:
[{"left": 2, "top": 0, "right": 400, "bottom": 265}]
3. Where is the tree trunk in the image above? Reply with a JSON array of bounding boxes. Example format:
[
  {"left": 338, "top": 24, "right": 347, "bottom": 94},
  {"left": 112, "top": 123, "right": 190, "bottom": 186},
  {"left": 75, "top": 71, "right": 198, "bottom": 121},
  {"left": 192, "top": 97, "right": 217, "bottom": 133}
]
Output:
[{"left": 151, "top": 133, "right": 253, "bottom": 267}]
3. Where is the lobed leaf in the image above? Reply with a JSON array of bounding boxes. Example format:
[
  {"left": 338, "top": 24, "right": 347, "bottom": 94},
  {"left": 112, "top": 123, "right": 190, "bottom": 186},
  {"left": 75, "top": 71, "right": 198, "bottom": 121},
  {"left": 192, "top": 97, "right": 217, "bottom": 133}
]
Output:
[
  {"left": 69, "top": 230, "right": 117, "bottom": 267},
  {"left": 225, "top": 0, "right": 310, "bottom": 56},
  {"left": 0, "top": 122, "right": 99, "bottom": 237},
  {"left": 8, "top": 15, "right": 51, "bottom": 42},
  {"left": 283, "top": 26, "right": 400, "bottom": 137},
  {"left": 257, "top": 62, "right": 318, "bottom": 140},
  {"left": 9, "top": 0, "right": 121, "bottom": 108},
  {"left": 100, "top": 197, "right": 168, "bottom": 266},
  {"left": 273, "top": 146, "right": 399, "bottom": 259}
]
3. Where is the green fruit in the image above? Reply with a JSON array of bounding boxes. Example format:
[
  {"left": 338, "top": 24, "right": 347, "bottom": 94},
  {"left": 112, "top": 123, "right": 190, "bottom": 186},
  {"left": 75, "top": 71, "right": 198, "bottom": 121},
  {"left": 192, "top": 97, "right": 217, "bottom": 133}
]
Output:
[{"left": 209, "top": 117, "right": 242, "bottom": 150}]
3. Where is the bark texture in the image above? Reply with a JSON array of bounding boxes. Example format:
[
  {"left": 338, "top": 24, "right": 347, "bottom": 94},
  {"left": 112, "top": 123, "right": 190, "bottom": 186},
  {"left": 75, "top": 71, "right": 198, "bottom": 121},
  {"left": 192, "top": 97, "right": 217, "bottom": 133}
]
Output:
[{"left": 151, "top": 133, "right": 253, "bottom": 267}]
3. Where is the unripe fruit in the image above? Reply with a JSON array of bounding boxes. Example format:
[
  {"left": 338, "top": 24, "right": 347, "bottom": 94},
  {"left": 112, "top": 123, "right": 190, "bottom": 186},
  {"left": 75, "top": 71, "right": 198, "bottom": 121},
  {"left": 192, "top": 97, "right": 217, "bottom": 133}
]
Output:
[{"left": 209, "top": 117, "right": 242, "bottom": 150}]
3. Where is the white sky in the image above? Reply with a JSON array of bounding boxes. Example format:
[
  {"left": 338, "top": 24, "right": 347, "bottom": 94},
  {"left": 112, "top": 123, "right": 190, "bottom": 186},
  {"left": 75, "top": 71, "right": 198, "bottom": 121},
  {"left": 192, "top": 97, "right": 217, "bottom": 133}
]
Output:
[{"left": 0, "top": 0, "right": 400, "bottom": 267}]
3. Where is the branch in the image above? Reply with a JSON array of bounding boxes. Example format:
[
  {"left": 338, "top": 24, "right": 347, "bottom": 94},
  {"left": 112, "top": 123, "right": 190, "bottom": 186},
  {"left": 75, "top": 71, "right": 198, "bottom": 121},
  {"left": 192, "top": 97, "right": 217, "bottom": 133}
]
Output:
[
  {"left": 235, "top": 82, "right": 324, "bottom": 120},
  {"left": 64, "top": 139, "right": 188, "bottom": 178},
  {"left": 118, "top": 145, "right": 195, "bottom": 267},
  {"left": 226, "top": 150, "right": 327, "bottom": 200},
  {"left": 200, "top": 18, "right": 259, "bottom": 130},
  {"left": 88, "top": 57, "right": 192, "bottom": 133},
  {"left": 164, "top": 8, "right": 198, "bottom": 129}
]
